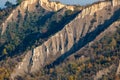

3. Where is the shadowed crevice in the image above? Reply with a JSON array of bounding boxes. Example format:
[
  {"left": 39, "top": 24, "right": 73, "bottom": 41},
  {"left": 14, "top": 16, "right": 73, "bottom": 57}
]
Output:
[
  {"left": 45, "top": 8, "right": 120, "bottom": 69},
  {"left": 0, "top": 9, "right": 81, "bottom": 61}
]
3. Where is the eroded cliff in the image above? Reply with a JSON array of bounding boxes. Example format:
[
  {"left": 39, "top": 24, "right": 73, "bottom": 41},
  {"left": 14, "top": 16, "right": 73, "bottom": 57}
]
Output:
[
  {"left": 116, "top": 60, "right": 120, "bottom": 75},
  {"left": 0, "top": 0, "right": 79, "bottom": 35},
  {"left": 11, "top": 0, "right": 120, "bottom": 79},
  {"left": 40, "top": 0, "right": 76, "bottom": 11}
]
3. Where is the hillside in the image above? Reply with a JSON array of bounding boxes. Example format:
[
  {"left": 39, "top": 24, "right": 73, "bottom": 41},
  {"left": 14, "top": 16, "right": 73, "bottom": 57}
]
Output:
[{"left": 0, "top": 0, "right": 120, "bottom": 80}]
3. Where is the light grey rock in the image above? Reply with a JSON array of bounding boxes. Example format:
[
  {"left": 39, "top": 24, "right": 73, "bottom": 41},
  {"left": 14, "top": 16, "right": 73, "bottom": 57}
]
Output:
[
  {"left": 116, "top": 60, "right": 120, "bottom": 75},
  {"left": 30, "top": 1, "right": 119, "bottom": 73},
  {"left": 11, "top": 51, "right": 33, "bottom": 79},
  {"left": 10, "top": 0, "right": 120, "bottom": 79}
]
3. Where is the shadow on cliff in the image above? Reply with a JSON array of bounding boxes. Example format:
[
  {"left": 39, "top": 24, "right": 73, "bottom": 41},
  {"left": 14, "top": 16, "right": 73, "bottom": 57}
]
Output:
[
  {"left": 45, "top": 8, "right": 120, "bottom": 69},
  {"left": 6, "top": 10, "right": 81, "bottom": 59}
]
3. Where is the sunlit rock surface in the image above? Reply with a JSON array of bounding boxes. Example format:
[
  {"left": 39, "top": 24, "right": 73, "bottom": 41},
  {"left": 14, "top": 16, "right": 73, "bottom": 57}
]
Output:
[{"left": 10, "top": 0, "right": 120, "bottom": 79}]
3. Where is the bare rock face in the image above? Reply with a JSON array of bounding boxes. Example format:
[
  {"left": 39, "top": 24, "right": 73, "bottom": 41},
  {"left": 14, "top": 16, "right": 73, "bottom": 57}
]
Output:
[
  {"left": 112, "top": 0, "right": 120, "bottom": 6},
  {"left": 79, "top": 1, "right": 111, "bottom": 18},
  {"left": 39, "top": 0, "right": 76, "bottom": 11},
  {"left": 11, "top": 51, "right": 33, "bottom": 79},
  {"left": 10, "top": 0, "right": 120, "bottom": 79},
  {"left": 116, "top": 60, "right": 120, "bottom": 75}
]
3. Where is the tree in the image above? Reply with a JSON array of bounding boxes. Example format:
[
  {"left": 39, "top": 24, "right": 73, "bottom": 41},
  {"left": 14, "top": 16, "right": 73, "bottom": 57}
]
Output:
[
  {"left": 2, "top": 48, "right": 8, "bottom": 55},
  {"left": 110, "top": 38, "right": 117, "bottom": 49},
  {"left": 68, "top": 75, "right": 75, "bottom": 80},
  {"left": 0, "top": 67, "right": 10, "bottom": 80},
  {"left": 16, "top": 0, "right": 23, "bottom": 4},
  {"left": 88, "top": 62, "right": 92, "bottom": 68},
  {"left": 5, "top": 1, "right": 13, "bottom": 7}
]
